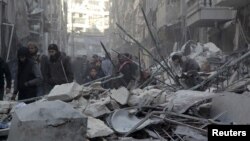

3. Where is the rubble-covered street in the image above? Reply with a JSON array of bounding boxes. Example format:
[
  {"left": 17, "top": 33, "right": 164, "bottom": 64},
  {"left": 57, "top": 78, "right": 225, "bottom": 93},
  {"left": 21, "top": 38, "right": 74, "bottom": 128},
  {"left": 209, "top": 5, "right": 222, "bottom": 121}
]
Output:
[{"left": 1, "top": 0, "right": 250, "bottom": 141}]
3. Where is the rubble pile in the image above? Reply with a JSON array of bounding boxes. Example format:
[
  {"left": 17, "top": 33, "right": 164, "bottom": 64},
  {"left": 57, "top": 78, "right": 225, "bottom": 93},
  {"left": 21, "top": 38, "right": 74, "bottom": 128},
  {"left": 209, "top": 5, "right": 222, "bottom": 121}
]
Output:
[
  {"left": 1, "top": 42, "right": 250, "bottom": 140},
  {"left": 8, "top": 100, "right": 87, "bottom": 141}
]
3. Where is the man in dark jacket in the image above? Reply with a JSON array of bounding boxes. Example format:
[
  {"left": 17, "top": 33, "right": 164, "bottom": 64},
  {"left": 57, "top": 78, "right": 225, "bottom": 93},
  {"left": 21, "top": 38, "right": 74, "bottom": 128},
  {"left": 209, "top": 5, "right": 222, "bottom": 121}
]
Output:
[
  {"left": 12, "top": 47, "right": 42, "bottom": 102},
  {"left": 117, "top": 53, "right": 136, "bottom": 88},
  {"left": 45, "top": 44, "right": 73, "bottom": 91},
  {"left": 0, "top": 57, "right": 11, "bottom": 100}
]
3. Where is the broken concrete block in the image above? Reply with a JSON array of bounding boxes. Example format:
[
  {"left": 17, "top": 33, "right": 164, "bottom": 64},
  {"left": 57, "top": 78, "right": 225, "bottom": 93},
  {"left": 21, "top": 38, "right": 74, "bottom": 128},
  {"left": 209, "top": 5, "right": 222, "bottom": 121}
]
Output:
[
  {"left": 83, "top": 97, "right": 111, "bottom": 117},
  {"left": 8, "top": 100, "right": 87, "bottom": 141},
  {"left": 128, "top": 89, "right": 162, "bottom": 106},
  {"left": 167, "top": 90, "right": 216, "bottom": 113},
  {"left": 175, "top": 126, "right": 207, "bottom": 141},
  {"left": 0, "top": 101, "right": 16, "bottom": 114},
  {"left": 211, "top": 92, "right": 250, "bottom": 124},
  {"left": 69, "top": 97, "right": 88, "bottom": 108},
  {"left": 47, "top": 82, "right": 82, "bottom": 101},
  {"left": 111, "top": 87, "right": 130, "bottom": 105},
  {"left": 87, "top": 117, "right": 114, "bottom": 138},
  {"left": 106, "top": 99, "right": 121, "bottom": 111}
]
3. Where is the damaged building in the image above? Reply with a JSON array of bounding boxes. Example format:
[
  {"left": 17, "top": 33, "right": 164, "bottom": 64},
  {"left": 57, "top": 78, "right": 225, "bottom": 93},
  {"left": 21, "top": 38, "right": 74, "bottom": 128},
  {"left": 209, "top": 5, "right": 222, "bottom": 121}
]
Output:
[
  {"left": 1, "top": 0, "right": 250, "bottom": 141},
  {"left": 108, "top": 0, "right": 250, "bottom": 67},
  {"left": 0, "top": 0, "right": 68, "bottom": 61}
]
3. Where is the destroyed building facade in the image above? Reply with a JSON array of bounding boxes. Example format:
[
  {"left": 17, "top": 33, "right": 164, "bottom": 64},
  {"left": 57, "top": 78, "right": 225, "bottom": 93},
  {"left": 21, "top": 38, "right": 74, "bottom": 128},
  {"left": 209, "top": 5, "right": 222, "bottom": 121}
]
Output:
[
  {"left": 108, "top": 0, "right": 250, "bottom": 67},
  {"left": 0, "top": 0, "right": 68, "bottom": 61},
  {"left": 1, "top": 0, "right": 250, "bottom": 141}
]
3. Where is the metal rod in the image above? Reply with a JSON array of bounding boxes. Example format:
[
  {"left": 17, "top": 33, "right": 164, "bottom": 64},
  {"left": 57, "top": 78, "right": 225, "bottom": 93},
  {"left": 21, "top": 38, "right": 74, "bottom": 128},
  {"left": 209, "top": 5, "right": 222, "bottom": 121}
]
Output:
[
  {"left": 100, "top": 41, "right": 116, "bottom": 68},
  {"left": 4, "top": 23, "right": 14, "bottom": 61},
  {"left": 116, "top": 23, "right": 178, "bottom": 84},
  {"left": 190, "top": 50, "right": 250, "bottom": 90},
  {"left": 162, "top": 117, "right": 207, "bottom": 134},
  {"left": 83, "top": 75, "right": 112, "bottom": 86},
  {"left": 162, "top": 129, "right": 175, "bottom": 141},
  {"left": 141, "top": 7, "right": 176, "bottom": 79},
  {"left": 111, "top": 49, "right": 139, "bottom": 66}
]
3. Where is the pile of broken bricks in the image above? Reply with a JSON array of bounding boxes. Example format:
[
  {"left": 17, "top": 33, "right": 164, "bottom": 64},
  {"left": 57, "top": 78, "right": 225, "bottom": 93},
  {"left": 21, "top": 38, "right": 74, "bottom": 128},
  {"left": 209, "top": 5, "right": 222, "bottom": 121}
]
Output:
[{"left": 0, "top": 81, "right": 237, "bottom": 141}]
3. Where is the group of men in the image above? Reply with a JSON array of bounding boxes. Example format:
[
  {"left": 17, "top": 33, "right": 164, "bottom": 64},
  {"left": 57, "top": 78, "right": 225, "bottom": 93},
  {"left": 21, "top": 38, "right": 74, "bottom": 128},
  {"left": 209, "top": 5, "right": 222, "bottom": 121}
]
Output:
[
  {"left": 0, "top": 43, "right": 141, "bottom": 102},
  {"left": 0, "top": 41, "right": 202, "bottom": 102},
  {"left": 0, "top": 43, "right": 74, "bottom": 102},
  {"left": 73, "top": 52, "right": 139, "bottom": 89}
]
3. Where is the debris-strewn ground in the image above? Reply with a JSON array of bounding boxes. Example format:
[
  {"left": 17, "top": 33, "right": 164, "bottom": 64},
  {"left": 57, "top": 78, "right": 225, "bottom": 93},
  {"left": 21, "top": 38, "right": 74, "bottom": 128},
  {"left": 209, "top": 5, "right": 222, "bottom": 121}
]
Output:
[{"left": 1, "top": 42, "right": 250, "bottom": 141}]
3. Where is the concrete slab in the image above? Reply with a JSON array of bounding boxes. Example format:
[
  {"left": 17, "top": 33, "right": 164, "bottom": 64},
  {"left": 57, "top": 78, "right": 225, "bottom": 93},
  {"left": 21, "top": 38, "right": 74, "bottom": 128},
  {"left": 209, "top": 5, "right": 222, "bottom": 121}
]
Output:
[
  {"left": 87, "top": 117, "right": 114, "bottom": 138},
  {"left": 111, "top": 87, "right": 130, "bottom": 105},
  {"left": 8, "top": 100, "right": 87, "bottom": 141},
  {"left": 128, "top": 89, "right": 163, "bottom": 106},
  {"left": 69, "top": 97, "right": 88, "bottom": 108},
  {"left": 47, "top": 82, "right": 82, "bottom": 101},
  {"left": 211, "top": 92, "right": 250, "bottom": 124},
  {"left": 175, "top": 126, "right": 206, "bottom": 141},
  {"left": 167, "top": 90, "right": 216, "bottom": 113},
  {"left": 83, "top": 97, "right": 111, "bottom": 117}
]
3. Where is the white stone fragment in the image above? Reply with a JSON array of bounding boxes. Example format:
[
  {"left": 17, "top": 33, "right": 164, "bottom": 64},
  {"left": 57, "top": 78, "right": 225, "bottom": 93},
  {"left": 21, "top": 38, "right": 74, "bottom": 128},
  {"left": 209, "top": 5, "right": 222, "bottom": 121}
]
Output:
[
  {"left": 47, "top": 82, "right": 82, "bottom": 101},
  {"left": 111, "top": 87, "right": 130, "bottom": 105},
  {"left": 87, "top": 117, "right": 114, "bottom": 138},
  {"left": 128, "top": 89, "right": 162, "bottom": 106},
  {"left": 83, "top": 97, "right": 111, "bottom": 117}
]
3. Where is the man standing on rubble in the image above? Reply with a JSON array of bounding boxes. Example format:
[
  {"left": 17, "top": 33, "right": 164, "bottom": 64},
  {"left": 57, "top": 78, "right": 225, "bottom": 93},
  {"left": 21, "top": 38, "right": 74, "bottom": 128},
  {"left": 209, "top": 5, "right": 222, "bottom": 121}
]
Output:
[
  {"left": 0, "top": 57, "right": 11, "bottom": 100},
  {"left": 171, "top": 53, "right": 201, "bottom": 88},
  {"left": 45, "top": 44, "right": 73, "bottom": 91},
  {"left": 117, "top": 53, "right": 137, "bottom": 89}
]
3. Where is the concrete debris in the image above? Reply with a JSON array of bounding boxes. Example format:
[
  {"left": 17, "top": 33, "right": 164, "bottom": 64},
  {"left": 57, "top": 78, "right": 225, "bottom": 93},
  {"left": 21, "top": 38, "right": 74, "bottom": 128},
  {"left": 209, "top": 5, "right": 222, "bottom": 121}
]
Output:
[
  {"left": 47, "top": 82, "right": 82, "bottom": 101},
  {"left": 111, "top": 87, "right": 130, "bottom": 105},
  {"left": 9, "top": 102, "right": 27, "bottom": 114},
  {"left": 128, "top": 89, "right": 165, "bottom": 106},
  {"left": 83, "top": 97, "right": 111, "bottom": 117},
  {"left": 175, "top": 126, "right": 207, "bottom": 141},
  {"left": 69, "top": 97, "right": 88, "bottom": 109},
  {"left": 8, "top": 100, "right": 87, "bottom": 141},
  {"left": 2, "top": 40, "right": 250, "bottom": 141},
  {"left": 166, "top": 90, "right": 216, "bottom": 113},
  {"left": 211, "top": 92, "right": 250, "bottom": 124},
  {"left": 0, "top": 101, "right": 17, "bottom": 114},
  {"left": 87, "top": 117, "right": 114, "bottom": 138}
]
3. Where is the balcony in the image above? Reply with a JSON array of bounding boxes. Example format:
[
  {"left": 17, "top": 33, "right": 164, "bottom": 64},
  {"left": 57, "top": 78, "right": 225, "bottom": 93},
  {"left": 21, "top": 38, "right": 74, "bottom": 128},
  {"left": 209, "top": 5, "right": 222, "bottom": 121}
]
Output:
[
  {"left": 186, "top": 0, "right": 236, "bottom": 27},
  {"left": 216, "top": 0, "right": 250, "bottom": 9}
]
